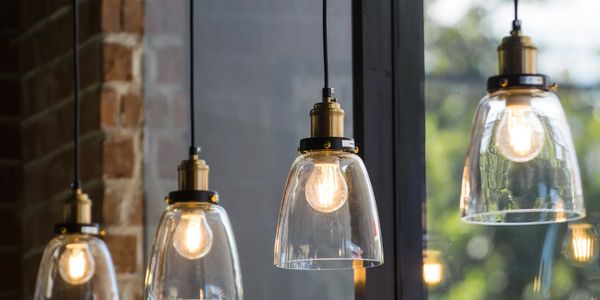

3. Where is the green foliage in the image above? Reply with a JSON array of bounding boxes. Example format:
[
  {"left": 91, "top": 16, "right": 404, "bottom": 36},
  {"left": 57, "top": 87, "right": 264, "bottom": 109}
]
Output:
[{"left": 425, "top": 0, "right": 600, "bottom": 298}]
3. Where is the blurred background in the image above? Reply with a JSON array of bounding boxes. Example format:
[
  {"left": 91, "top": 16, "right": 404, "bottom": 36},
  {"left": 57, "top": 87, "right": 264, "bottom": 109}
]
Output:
[{"left": 425, "top": 0, "right": 600, "bottom": 299}]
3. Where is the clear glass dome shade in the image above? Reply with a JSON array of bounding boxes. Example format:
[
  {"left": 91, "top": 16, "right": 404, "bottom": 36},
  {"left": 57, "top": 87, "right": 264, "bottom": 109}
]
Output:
[
  {"left": 274, "top": 150, "right": 383, "bottom": 270},
  {"left": 34, "top": 234, "right": 119, "bottom": 300},
  {"left": 461, "top": 89, "right": 585, "bottom": 224},
  {"left": 145, "top": 202, "right": 243, "bottom": 300}
]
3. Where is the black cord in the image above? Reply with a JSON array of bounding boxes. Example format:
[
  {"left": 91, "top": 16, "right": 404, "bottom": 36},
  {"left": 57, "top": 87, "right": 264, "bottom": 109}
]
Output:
[
  {"left": 71, "top": 0, "right": 81, "bottom": 190},
  {"left": 322, "top": 0, "right": 329, "bottom": 90},
  {"left": 512, "top": 0, "right": 521, "bottom": 32},
  {"left": 189, "top": 0, "right": 199, "bottom": 155}
]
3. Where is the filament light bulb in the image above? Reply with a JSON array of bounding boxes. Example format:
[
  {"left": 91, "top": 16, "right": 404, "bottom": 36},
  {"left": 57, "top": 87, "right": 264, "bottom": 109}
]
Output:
[
  {"left": 173, "top": 210, "right": 213, "bottom": 260},
  {"left": 495, "top": 100, "right": 545, "bottom": 162},
  {"left": 423, "top": 250, "right": 445, "bottom": 288},
  {"left": 562, "top": 223, "right": 599, "bottom": 267},
  {"left": 305, "top": 157, "right": 348, "bottom": 213},
  {"left": 58, "top": 242, "right": 95, "bottom": 285}
]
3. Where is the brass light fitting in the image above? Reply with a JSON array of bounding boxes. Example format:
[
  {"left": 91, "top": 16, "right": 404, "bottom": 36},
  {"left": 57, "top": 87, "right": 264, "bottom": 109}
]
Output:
[
  {"left": 497, "top": 29, "right": 537, "bottom": 75},
  {"left": 63, "top": 189, "right": 92, "bottom": 224},
  {"left": 310, "top": 88, "right": 345, "bottom": 138},
  {"left": 178, "top": 154, "right": 209, "bottom": 191},
  {"left": 487, "top": 20, "right": 555, "bottom": 93},
  {"left": 166, "top": 149, "right": 219, "bottom": 205},
  {"left": 299, "top": 88, "right": 357, "bottom": 154}
]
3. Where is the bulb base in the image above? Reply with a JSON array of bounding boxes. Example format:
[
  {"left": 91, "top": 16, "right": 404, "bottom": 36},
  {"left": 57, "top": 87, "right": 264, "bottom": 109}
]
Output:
[
  {"left": 310, "top": 89, "right": 345, "bottom": 138},
  {"left": 63, "top": 189, "right": 92, "bottom": 224},
  {"left": 497, "top": 30, "right": 537, "bottom": 75},
  {"left": 168, "top": 153, "right": 219, "bottom": 205},
  {"left": 178, "top": 155, "right": 209, "bottom": 191}
]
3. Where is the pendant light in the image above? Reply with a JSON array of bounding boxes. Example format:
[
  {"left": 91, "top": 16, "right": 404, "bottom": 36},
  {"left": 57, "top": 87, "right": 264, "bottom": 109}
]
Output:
[
  {"left": 144, "top": 1, "right": 243, "bottom": 298},
  {"left": 562, "top": 223, "right": 599, "bottom": 267},
  {"left": 33, "top": 0, "right": 119, "bottom": 298},
  {"left": 460, "top": 0, "right": 585, "bottom": 224},
  {"left": 274, "top": 0, "right": 383, "bottom": 270}
]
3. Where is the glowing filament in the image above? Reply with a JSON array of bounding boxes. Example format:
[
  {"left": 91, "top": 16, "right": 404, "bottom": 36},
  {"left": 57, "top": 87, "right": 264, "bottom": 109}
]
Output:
[{"left": 305, "top": 160, "right": 348, "bottom": 213}]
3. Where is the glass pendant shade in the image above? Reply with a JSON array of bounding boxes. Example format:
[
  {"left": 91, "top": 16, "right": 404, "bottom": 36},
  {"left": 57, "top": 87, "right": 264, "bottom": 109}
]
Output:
[
  {"left": 461, "top": 88, "right": 585, "bottom": 224},
  {"left": 145, "top": 202, "right": 243, "bottom": 299},
  {"left": 34, "top": 234, "right": 119, "bottom": 299},
  {"left": 274, "top": 150, "right": 383, "bottom": 270}
]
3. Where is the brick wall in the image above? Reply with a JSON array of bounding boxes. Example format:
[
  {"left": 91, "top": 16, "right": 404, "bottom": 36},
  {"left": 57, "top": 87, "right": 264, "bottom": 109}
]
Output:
[
  {"left": 11, "top": 0, "right": 145, "bottom": 299},
  {"left": 0, "top": 1, "right": 23, "bottom": 299}
]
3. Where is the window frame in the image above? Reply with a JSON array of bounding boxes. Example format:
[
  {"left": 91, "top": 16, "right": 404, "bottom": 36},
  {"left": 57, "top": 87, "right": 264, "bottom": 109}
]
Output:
[{"left": 352, "top": 0, "right": 425, "bottom": 298}]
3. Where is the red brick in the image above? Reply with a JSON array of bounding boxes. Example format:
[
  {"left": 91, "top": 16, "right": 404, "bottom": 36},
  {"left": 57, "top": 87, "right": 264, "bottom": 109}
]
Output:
[
  {"left": 122, "top": 0, "right": 143, "bottom": 33},
  {"left": 145, "top": 0, "right": 185, "bottom": 34},
  {"left": 22, "top": 251, "right": 43, "bottom": 295},
  {"left": 157, "top": 135, "right": 183, "bottom": 179},
  {"left": 0, "top": 39, "right": 18, "bottom": 73},
  {"left": 38, "top": 13, "right": 71, "bottom": 63},
  {"left": 127, "top": 188, "right": 144, "bottom": 225},
  {"left": 156, "top": 45, "right": 184, "bottom": 84},
  {"left": 22, "top": 69, "right": 55, "bottom": 115},
  {"left": 0, "top": 164, "right": 22, "bottom": 202},
  {"left": 103, "top": 134, "right": 135, "bottom": 178},
  {"left": 103, "top": 43, "right": 133, "bottom": 81},
  {"left": 120, "top": 92, "right": 142, "bottom": 127},
  {"left": 20, "top": 0, "right": 45, "bottom": 29},
  {"left": 80, "top": 136, "right": 105, "bottom": 183},
  {"left": 84, "top": 182, "right": 106, "bottom": 223},
  {"left": 0, "top": 122, "right": 21, "bottom": 159},
  {"left": 18, "top": 36, "right": 37, "bottom": 74},
  {"left": 0, "top": 1, "right": 19, "bottom": 29},
  {"left": 0, "top": 206, "right": 21, "bottom": 246},
  {"left": 103, "top": 185, "right": 124, "bottom": 225},
  {"left": 101, "top": 88, "right": 119, "bottom": 128},
  {"left": 79, "top": 0, "right": 101, "bottom": 41},
  {"left": 81, "top": 43, "right": 102, "bottom": 89},
  {"left": 145, "top": 94, "right": 169, "bottom": 129},
  {"left": 81, "top": 89, "right": 102, "bottom": 134},
  {"left": 105, "top": 234, "right": 137, "bottom": 273},
  {"left": 21, "top": 202, "right": 61, "bottom": 251},
  {"left": 52, "top": 59, "right": 74, "bottom": 101},
  {"left": 0, "top": 250, "right": 22, "bottom": 294},
  {"left": 102, "top": 0, "right": 122, "bottom": 32},
  {"left": 103, "top": 185, "right": 143, "bottom": 226},
  {"left": 0, "top": 80, "right": 20, "bottom": 116}
]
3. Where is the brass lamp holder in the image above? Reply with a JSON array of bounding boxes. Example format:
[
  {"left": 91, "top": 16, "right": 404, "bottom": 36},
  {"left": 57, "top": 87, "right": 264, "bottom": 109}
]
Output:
[
  {"left": 487, "top": 23, "right": 557, "bottom": 93},
  {"left": 166, "top": 147, "right": 219, "bottom": 205},
  {"left": 54, "top": 188, "right": 102, "bottom": 236},
  {"left": 298, "top": 88, "right": 359, "bottom": 154}
]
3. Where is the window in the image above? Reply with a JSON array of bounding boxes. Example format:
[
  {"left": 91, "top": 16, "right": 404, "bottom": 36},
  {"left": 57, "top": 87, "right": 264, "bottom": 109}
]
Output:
[{"left": 426, "top": 0, "right": 600, "bottom": 299}]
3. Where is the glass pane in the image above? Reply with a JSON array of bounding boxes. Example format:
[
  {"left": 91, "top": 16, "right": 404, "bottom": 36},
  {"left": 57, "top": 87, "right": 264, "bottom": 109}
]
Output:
[
  {"left": 144, "top": 0, "right": 354, "bottom": 299},
  {"left": 425, "top": 0, "right": 600, "bottom": 298}
]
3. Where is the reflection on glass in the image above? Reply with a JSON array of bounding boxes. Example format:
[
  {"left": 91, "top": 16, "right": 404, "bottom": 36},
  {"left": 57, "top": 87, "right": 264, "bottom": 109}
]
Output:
[
  {"left": 562, "top": 223, "right": 599, "bottom": 267},
  {"left": 423, "top": 250, "right": 446, "bottom": 288}
]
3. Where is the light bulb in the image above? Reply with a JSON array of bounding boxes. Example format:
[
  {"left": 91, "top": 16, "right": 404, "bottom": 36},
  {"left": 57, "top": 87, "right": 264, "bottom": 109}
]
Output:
[
  {"left": 58, "top": 242, "right": 95, "bottom": 285},
  {"left": 423, "top": 250, "right": 445, "bottom": 288},
  {"left": 305, "top": 156, "right": 348, "bottom": 213},
  {"left": 495, "top": 100, "right": 545, "bottom": 162},
  {"left": 562, "top": 223, "right": 599, "bottom": 267},
  {"left": 173, "top": 210, "right": 213, "bottom": 260}
]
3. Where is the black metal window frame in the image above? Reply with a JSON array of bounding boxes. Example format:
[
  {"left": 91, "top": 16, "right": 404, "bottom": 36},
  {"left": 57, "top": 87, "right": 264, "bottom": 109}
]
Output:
[{"left": 352, "top": 0, "right": 425, "bottom": 299}]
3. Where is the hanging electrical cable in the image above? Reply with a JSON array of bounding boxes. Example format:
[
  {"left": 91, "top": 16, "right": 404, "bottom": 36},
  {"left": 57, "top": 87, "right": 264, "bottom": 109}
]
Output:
[
  {"left": 460, "top": 0, "right": 585, "bottom": 225},
  {"left": 144, "top": 1, "right": 243, "bottom": 298},
  {"left": 273, "top": 0, "right": 384, "bottom": 270},
  {"left": 33, "top": 0, "right": 119, "bottom": 298}
]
